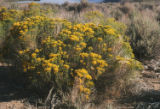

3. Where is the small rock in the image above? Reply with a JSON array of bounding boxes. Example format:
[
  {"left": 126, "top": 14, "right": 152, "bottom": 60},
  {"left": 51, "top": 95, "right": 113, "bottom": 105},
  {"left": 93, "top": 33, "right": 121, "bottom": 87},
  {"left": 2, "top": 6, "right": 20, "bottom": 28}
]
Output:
[{"left": 144, "top": 65, "right": 148, "bottom": 70}]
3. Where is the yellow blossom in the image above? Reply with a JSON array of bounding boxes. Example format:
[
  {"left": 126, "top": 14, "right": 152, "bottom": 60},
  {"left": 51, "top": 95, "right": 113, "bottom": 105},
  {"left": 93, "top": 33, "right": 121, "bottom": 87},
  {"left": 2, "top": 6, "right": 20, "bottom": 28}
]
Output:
[
  {"left": 80, "top": 42, "right": 86, "bottom": 48},
  {"left": 49, "top": 53, "right": 58, "bottom": 58},
  {"left": 86, "top": 81, "right": 94, "bottom": 87},
  {"left": 18, "top": 50, "right": 23, "bottom": 55},
  {"left": 44, "top": 67, "right": 51, "bottom": 72},
  {"left": 79, "top": 85, "right": 84, "bottom": 92},
  {"left": 69, "top": 35, "right": 79, "bottom": 42},
  {"left": 80, "top": 53, "right": 89, "bottom": 58},
  {"left": 83, "top": 88, "right": 91, "bottom": 95},
  {"left": 92, "top": 61, "right": 97, "bottom": 65},
  {"left": 97, "top": 37, "right": 103, "bottom": 42},
  {"left": 13, "top": 22, "right": 20, "bottom": 26},
  {"left": 36, "top": 58, "right": 41, "bottom": 62},
  {"left": 75, "top": 69, "right": 88, "bottom": 76},
  {"left": 52, "top": 64, "right": 59, "bottom": 73},
  {"left": 31, "top": 53, "right": 36, "bottom": 58},
  {"left": 35, "top": 49, "right": 39, "bottom": 53},
  {"left": 75, "top": 47, "right": 81, "bottom": 52},
  {"left": 108, "top": 48, "right": 112, "bottom": 52},
  {"left": 103, "top": 43, "right": 107, "bottom": 47},
  {"left": 64, "top": 64, "right": 69, "bottom": 69},
  {"left": 85, "top": 74, "right": 92, "bottom": 80},
  {"left": 24, "top": 68, "right": 27, "bottom": 72},
  {"left": 105, "top": 28, "right": 115, "bottom": 35}
]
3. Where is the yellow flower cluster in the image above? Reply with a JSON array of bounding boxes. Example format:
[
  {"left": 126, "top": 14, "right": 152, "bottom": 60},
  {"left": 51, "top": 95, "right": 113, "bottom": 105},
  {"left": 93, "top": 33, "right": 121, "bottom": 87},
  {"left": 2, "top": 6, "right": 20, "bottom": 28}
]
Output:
[
  {"left": 80, "top": 52, "right": 108, "bottom": 77},
  {"left": 0, "top": 7, "right": 21, "bottom": 21},
  {"left": 75, "top": 69, "right": 92, "bottom": 80},
  {"left": 31, "top": 53, "right": 36, "bottom": 58},
  {"left": 116, "top": 55, "right": 143, "bottom": 69},
  {"left": 104, "top": 28, "right": 116, "bottom": 36},
  {"left": 75, "top": 69, "right": 92, "bottom": 98},
  {"left": 80, "top": 53, "right": 89, "bottom": 58},
  {"left": 11, "top": 16, "right": 70, "bottom": 41},
  {"left": 69, "top": 35, "right": 79, "bottom": 42}
]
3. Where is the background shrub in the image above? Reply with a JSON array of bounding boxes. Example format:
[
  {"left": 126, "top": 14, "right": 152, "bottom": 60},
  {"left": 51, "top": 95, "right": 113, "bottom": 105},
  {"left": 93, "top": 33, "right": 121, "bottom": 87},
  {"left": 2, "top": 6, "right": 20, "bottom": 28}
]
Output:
[{"left": 127, "top": 11, "right": 160, "bottom": 59}]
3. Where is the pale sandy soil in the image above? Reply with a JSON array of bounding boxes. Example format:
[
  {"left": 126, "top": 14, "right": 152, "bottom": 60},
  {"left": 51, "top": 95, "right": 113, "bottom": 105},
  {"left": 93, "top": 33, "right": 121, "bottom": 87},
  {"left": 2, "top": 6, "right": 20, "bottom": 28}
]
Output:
[{"left": 0, "top": 101, "right": 25, "bottom": 109}]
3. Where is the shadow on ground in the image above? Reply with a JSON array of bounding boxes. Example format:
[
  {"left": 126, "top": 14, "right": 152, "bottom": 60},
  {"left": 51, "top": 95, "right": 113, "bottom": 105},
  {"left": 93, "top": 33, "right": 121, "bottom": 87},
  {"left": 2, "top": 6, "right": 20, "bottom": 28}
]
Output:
[
  {"left": 120, "top": 90, "right": 160, "bottom": 103},
  {"left": 118, "top": 89, "right": 160, "bottom": 109},
  {"left": 0, "top": 66, "right": 31, "bottom": 102},
  {"left": 0, "top": 65, "right": 49, "bottom": 109}
]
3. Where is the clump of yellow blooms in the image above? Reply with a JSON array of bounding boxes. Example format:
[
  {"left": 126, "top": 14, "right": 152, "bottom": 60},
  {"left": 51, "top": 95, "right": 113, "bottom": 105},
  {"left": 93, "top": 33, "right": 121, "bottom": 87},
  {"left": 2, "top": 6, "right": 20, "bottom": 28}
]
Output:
[
  {"left": 31, "top": 53, "right": 36, "bottom": 58},
  {"left": 0, "top": 7, "right": 21, "bottom": 21},
  {"left": 69, "top": 35, "right": 79, "bottom": 42},
  {"left": 0, "top": 7, "right": 23, "bottom": 42},
  {"left": 104, "top": 28, "right": 116, "bottom": 36},
  {"left": 6, "top": 14, "right": 143, "bottom": 102}
]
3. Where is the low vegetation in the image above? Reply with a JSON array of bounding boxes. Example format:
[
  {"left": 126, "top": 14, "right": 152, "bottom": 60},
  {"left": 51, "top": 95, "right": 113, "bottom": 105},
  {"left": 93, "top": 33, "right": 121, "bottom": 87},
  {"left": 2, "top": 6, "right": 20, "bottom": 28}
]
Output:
[{"left": 0, "top": 1, "right": 159, "bottom": 108}]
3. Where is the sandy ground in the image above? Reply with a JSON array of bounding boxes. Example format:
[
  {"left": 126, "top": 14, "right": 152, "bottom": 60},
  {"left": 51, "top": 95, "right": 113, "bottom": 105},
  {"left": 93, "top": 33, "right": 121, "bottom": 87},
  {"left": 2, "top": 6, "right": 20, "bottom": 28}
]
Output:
[{"left": 0, "top": 101, "right": 25, "bottom": 109}]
